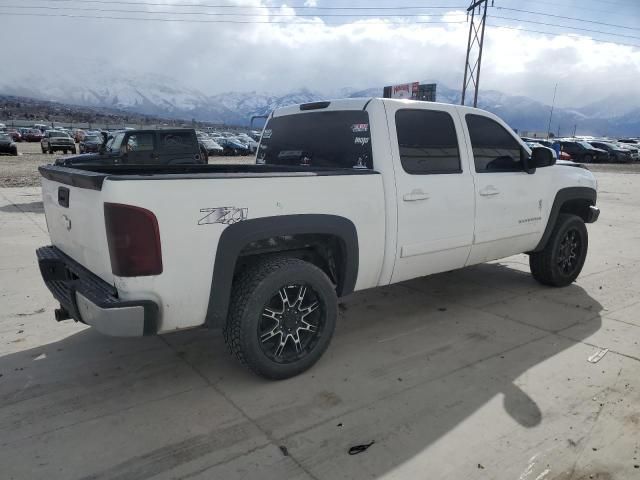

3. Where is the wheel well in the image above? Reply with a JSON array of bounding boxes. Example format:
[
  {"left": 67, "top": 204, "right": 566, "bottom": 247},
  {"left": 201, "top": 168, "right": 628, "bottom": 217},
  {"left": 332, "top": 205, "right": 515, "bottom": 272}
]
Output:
[
  {"left": 234, "top": 234, "right": 346, "bottom": 293},
  {"left": 559, "top": 199, "right": 592, "bottom": 222}
]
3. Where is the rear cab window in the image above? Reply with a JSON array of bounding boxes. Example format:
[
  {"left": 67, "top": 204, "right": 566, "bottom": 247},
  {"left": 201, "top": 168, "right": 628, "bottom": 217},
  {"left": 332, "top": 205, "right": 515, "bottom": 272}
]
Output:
[{"left": 258, "top": 110, "right": 373, "bottom": 169}]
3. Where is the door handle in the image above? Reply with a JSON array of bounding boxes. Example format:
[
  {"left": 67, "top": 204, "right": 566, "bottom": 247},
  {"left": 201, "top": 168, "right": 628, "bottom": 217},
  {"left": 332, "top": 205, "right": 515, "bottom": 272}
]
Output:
[
  {"left": 403, "top": 190, "right": 430, "bottom": 202},
  {"left": 479, "top": 186, "right": 500, "bottom": 197}
]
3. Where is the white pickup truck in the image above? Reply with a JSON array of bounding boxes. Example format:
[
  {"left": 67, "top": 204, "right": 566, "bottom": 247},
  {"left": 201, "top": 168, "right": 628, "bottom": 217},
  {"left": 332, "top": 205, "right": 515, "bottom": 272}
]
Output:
[{"left": 37, "top": 98, "right": 599, "bottom": 379}]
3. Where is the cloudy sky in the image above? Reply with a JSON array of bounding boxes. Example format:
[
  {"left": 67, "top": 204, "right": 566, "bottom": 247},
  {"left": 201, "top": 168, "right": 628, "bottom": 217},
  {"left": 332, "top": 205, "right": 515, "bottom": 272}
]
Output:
[{"left": 0, "top": 0, "right": 639, "bottom": 108}]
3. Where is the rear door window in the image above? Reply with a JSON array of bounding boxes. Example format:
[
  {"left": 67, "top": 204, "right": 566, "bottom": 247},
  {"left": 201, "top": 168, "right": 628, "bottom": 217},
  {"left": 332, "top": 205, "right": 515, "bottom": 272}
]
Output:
[
  {"left": 258, "top": 110, "right": 373, "bottom": 169},
  {"left": 395, "top": 109, "right": 461, "bottom": 174}
]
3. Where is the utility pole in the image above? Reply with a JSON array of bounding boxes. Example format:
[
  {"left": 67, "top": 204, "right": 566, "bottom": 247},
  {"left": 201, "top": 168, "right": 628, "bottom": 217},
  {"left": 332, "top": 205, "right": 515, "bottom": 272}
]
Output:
[
  {"left": 461, "top": 0, "right": 490, "bottom": 107},
  {"left": 546, "top": 83, "right": 558, "bottom": 140}
]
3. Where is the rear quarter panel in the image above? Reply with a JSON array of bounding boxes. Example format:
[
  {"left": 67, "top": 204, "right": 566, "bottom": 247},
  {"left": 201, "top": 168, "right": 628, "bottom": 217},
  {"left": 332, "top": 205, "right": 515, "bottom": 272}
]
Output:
[{"left": 101, "top": 173, "right": 386, "bottom": 333}]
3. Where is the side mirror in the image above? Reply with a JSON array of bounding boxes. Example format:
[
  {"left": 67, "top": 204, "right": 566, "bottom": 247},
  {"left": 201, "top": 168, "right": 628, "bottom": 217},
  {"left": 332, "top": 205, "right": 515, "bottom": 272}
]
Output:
[{"left": 531, "top": 147, "right": 556, "bottom": 168}]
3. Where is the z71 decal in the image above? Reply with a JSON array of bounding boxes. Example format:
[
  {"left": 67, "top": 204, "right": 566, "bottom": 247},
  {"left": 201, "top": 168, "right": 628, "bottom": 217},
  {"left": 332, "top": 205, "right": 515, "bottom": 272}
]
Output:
[{"left": 198, "top": 207, "right": 248, "bottom": 225}]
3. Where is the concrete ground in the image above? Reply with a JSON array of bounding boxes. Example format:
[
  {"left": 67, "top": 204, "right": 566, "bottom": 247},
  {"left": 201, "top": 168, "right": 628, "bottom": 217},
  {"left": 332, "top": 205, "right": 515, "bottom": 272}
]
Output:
[{"left": 1, "top": 172, "right": 639, "bottom": 480}]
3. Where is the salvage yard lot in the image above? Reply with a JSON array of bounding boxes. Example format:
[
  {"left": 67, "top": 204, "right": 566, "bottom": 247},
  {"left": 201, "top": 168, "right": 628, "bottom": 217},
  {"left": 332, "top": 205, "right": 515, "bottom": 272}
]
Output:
[{"left": 1, "top": 155, "right": 639, "bottom": 478}]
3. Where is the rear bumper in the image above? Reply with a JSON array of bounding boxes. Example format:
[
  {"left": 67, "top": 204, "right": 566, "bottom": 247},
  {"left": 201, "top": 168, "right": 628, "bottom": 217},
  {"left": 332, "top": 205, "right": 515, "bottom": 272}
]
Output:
[
  {"left": 36, "top": 246, "right": 158, "bottom": 336},
  {"left": 586, "top": 205, "right": 600, "bottom": 223}
]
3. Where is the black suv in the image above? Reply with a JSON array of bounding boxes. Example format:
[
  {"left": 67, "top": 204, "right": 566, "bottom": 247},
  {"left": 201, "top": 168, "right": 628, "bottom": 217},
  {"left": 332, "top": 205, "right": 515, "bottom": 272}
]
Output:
[
  {"left": 589, "top": 141, "right": 632, "bottom": 163},
  {"left": 553, "top": 140, "right": 607, "bottom": 163},
  {"left": 55, "top": 129, "right": 204, "bottom": 166}
]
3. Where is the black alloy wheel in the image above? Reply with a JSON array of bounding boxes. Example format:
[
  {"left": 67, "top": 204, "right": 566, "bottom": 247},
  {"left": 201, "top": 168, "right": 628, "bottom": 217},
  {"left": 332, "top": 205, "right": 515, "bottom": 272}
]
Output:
[
  {"left": 258, "top": 284, "right": 325, "bottom": 364},
  {"left": 557, "top": 228, "right": 582, "bottom": 276}
]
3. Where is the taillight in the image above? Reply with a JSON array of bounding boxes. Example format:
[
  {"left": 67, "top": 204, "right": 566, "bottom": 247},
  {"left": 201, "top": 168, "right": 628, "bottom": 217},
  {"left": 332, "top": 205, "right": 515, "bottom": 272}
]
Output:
[{"left": 104, "top": 203, "right": 162, "bottom": 276}]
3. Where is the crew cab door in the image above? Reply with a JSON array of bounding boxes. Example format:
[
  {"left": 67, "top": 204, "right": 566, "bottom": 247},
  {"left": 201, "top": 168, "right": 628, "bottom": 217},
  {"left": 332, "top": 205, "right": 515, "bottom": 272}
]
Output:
[
  {"left": 387, "top": 104, "right": 476, "bottom": 283},
  {"left": 462, "top": 112, "right": 549, "bottom": 264}
]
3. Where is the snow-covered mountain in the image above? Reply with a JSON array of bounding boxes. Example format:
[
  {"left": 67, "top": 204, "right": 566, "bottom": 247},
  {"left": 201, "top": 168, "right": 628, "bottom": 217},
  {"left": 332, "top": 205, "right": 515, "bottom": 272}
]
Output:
[{"left": 0, "top": 72, "right": 638, "bottom": 136}]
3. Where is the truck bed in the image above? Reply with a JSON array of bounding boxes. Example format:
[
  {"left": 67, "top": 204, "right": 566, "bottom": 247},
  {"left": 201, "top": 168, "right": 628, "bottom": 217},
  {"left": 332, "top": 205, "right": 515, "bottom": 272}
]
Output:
[{"left": 39, "top": 164, "right": 379, "bottom": 190}]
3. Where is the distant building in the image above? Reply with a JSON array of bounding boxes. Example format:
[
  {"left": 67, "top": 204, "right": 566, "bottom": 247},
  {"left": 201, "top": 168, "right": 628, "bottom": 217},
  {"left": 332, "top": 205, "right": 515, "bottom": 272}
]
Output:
[{"left": 519, "top": 131, "right": 549, "bottom": 139}]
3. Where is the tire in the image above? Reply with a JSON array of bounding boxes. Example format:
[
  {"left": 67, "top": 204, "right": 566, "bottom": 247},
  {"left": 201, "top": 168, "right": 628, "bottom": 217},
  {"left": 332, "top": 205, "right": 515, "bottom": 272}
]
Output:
[
  {"left": 583, "top": 154, "right": 593, "bottom": 163},
  {"left": 529, "top": 213, "right": 588, "bottom": 287},
  {"left": 224, "top": 257, "right": 338, "bottom": 379},
  {"left": 48, "top": 148, "right": 54, "bottom": 154},
  {"left": 71, "top": 147, "right": 76, "bottom": 154},
  {"left": 10, "top": 147, "right": 18, "bottom": 156}
]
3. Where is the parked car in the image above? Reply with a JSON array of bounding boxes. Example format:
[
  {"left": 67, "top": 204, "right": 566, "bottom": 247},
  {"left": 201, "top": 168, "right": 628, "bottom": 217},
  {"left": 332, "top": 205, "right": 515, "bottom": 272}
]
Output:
[
  {"left": 24, "top": 129, "right": 44, "bottom": 142},
  {"left": 0, "top": 133, "right": 18, "bottom": 155},
  {"left": 589, "top": 141, "right": 632, "bottom": 163},
  {"left": 236, "top": 133, "right": 259, "bottom": 153},
  {"left": 553, "top": 140, "right": 607, "bottom": 163},
  {"left": 615, "top": 142, "right": 639, "bottom": 161},
  {"left": 36, "top": 98, "right": 599, "bottom": 379},
  {"left": 559, "top": 150, "right": 572, "bottom": 161},
  {"left": 55, "top": 129, "right": 204, "bottom": 166},
  {"left": 210, "top": 135, "right": 249, "bottom": 156},
  {"left": 7, "top": 129, "right": 22, "bottom": 142},
  {"left": 78, "top": 135, "right": 103, "bottom": 154},
  {"left": 41, "top": 130, "right": 76, "bottom": 154},
  {"left": 197, "top": 133, "right": 224, "bottom": 158}
]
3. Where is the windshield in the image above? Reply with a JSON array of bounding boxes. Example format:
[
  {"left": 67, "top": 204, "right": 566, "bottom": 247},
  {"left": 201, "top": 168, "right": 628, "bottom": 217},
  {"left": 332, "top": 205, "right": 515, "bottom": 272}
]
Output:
[
  {"left": 578, "top": 141, "right": 594, "bottom": 149},
  {"left": 258, "top": 110, "right": 373, "bottom": 169},
  {"left": 84, "top": 136, "right": 100, "bottom": 142},
  {"left": 50, "top": 131, "right": 69, "bottom": 138}
]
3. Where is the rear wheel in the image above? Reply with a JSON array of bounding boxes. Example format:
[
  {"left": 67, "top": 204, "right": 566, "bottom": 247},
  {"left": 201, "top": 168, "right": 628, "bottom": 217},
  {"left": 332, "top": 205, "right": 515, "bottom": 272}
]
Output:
[
  {"left": 224, "top": 257, "right": 337, "bottom": 379},
  {"left": 10, "top": 147, "right": 18, "bottom": 156},
  {"left": 530, "top": 214, "right": 588, "bottom": 287}
]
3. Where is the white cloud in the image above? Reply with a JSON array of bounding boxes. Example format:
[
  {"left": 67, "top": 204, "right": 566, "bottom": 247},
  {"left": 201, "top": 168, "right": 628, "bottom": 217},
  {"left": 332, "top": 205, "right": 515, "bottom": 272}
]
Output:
[{"left": 0, "top": 0, "right": 638, "bottom": 108}]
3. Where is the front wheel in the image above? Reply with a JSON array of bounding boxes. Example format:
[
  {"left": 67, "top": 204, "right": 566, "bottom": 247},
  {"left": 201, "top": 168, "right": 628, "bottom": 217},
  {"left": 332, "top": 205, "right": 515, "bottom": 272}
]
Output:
[
  {"left": 583, "top": 154, "right": 593, "bottom": 163},
  {"left": 529, "top": 214, "right": 588, "bottom": 287},
  {"left": 224, "top": 257, "right": 337, "bottom": 379}
]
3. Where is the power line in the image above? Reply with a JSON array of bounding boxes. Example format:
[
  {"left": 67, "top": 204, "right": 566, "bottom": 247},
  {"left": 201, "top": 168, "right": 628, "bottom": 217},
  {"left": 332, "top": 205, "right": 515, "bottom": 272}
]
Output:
[
  {"left": 15, "top": 0, "right": 469, "bottom": 10},
  {"left": 487, "top": 22, "right": 640, "bottom": 49},
  {"left": 490, "top": 15, "right": 640, "bottom": 40},
  {"left": 0, "top": 4, "right": 468, "bottom": 18},
  {"left": 497, "top": 0, "right": 635, "bottom": 16},
  {"left": 494, "top": 6, "right": 640, "bottom": 32},
  {"left": 0, "top": 10, "right": 467, "bottom": 24},
  {"left": 498, "top": 0, "right": 638, "bottom": 16}
]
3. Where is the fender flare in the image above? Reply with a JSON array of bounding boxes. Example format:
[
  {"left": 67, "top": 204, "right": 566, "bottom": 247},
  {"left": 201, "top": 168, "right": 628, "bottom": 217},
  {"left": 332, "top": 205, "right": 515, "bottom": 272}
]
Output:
[
  {"left": 532, "top": 186, "right": 597, "bottom": 252},
  {"left": 205, "top": 214, "right": 359, "bottom": 328}
]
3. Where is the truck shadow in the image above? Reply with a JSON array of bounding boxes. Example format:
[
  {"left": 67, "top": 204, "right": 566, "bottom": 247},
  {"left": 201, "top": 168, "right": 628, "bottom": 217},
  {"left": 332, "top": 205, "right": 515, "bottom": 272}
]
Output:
[
  {"left": 0, "top": 262, "right": 604, "bottom": 479},
  {"left": 0, "top": 200, "right": 44, "bottom": 213}
]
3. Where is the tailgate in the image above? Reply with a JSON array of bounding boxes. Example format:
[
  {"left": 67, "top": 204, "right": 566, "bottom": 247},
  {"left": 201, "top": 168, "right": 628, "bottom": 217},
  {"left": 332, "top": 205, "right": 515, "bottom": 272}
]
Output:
[{"left": 40, "top": 168, "right": 114, "bottom": 285}]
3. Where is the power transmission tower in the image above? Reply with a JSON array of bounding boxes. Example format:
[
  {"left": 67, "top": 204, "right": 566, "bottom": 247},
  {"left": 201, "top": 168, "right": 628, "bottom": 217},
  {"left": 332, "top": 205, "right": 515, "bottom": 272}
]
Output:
[{"left": 461, "top": 0, "right": 490, "bottom": 107}]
